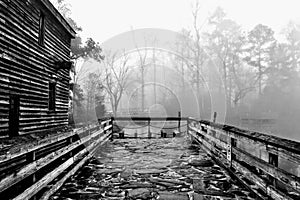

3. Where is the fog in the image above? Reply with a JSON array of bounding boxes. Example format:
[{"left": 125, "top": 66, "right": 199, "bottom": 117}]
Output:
[{"left": 52, "top": 0, "right": 300, "bottom": 141}]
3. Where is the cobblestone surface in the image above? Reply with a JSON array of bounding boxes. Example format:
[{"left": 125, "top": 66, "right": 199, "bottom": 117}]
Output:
[{"left": 51, "top": 136, "right": 254, "bottom": 200}]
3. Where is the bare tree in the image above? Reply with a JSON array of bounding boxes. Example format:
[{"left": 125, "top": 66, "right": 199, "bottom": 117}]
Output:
[{"left": 101, "top": 51, "right": 130, "bottom": 116}]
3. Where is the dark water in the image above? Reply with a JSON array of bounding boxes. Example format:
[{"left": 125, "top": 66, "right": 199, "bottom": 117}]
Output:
[{"left": 51, "top": 136, "right": 254, "bottom": 200}]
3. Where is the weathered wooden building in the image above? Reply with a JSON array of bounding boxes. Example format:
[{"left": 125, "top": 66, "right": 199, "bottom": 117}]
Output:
[{"left": 0, "top": 0, "right": 76, "bottom": 137}]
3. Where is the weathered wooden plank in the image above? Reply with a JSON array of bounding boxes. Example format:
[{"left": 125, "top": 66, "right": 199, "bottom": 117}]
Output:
[
  {"left": 13, "top": 154, "right": 75, "bottom": 200},
  {"left": 188, "top": 119, "right": 300, "bottom": 199},
  {"left": 231, "top": 160, "right": 296, "bottom": 200},
  {"left": 0, "top": 0, "right": 74, "bottom": 135},
  {"left": 201, "top": 120, "right": 300, "bottom": 155},
  {"left": 233, "top": 147, "right": 300, "bottom": 193},
  {"left": 3, "top": 125, "right": 108, "bottom": 199},
  {"left": 0, "top": 138, "right": 81, "bottom": 192},
  {"left": 267, "top": 145, "right": 300, "bottom": 165}
]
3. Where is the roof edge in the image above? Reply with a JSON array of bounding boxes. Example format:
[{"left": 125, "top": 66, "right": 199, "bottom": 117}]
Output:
[{"left": 40, "top": 0, "right": 76, "bottom": 38}]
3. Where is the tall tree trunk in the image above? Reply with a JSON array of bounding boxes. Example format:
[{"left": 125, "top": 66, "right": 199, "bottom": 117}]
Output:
[
  {"left": 258, "top": 53, "right": 262, "bottom": 95},
  {"left": 153, "top": 49, "right": 157, "bottom": 105},
  {"left": 181, "top": 58, "right": 185, "bottom": 93},
  {"left": 223, "top": 61, "right": 228, "bottom": 99},
  {"left": 141, "top": 66, "right": 145, "bottom": 112}
]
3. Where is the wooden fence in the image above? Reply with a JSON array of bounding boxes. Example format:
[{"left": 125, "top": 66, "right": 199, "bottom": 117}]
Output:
[
  {"left": 0, "top": 118, "right": 113, "bottom": 200},
  {"left": 112, "top": 117, "right": 188, "bottom": 138},
  {"left": 188, "top": 118, "right": 300, "bottom": 200}
]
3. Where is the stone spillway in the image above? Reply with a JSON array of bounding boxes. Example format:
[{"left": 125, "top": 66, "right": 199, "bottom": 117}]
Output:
[{"left": 50, "top": 136, "right": 253, "bottom": 200}]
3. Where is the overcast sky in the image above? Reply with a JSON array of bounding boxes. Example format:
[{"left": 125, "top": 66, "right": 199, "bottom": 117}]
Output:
[{"left": 66, "top": 0, "right": 300, "bottom": 43}]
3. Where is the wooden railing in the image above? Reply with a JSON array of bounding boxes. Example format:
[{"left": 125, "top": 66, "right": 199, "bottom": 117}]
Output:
[
  {"left": 187, "top": 118, "right": 300, "bottom": 200},
  {"left": 2, "top": 116, "right": 299, "bottom": 200},
  {"left": 111, "top": 117, "right": 188, "bottom": 138},
  {"left": 0, "top": 118, "right": 113, "bottom": 200}
]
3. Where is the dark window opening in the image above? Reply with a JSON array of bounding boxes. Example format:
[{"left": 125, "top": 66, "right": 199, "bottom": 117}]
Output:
[
  {"left": 269, "top": 153, "right": 278, "bottom": 167},
  {"left": 49, "top": 82, "right": 56, "bottom": 111},
  {"left": 38, "top": 12, "right": 45, "bottom": 46},
  {"left": 9, "top": 95, "right": 20, "bottom": 137}
]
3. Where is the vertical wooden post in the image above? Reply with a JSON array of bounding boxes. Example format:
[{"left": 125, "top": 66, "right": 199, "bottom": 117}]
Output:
[
  {"left": 110, "top": 117, "right": 114, "bottom": 135},
  {"left": 27, "top": 151, "right": 36, "bottom": 186},
  {"left": 213, "top": 112, "right": 217, "bottom": 123},
  {"left": 88, "top": 124, "right": 91, "bottom": 146},
  {"left": 69, "top": 137, "right": 73, "bottom": 157},
  {"left": 226, "top": 137, "right": 232, "bottom": 167},
  {"left": 268, "top": 152, "right": 278, "bottom": 187},
  {"left": 178, "top": 111, "right": 181, "bottom": 133},
  {"left": 134, "top": 131, "right": 138, "bottom": 138},
  {"left": 187, "top": 118, "right": 190, "bottom": 135},
  {"left": 148, "top": 119, "right": 151, "bottom": 138},
  {"left": 231, "top": 138, "right": 237, "bottom": 163}
]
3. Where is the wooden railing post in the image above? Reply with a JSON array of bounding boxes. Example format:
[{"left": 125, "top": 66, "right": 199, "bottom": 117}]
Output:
[
  {"left": 178, "top": 111, "right": 181, "bottom": 133},
  {"left": 187, "top": 118, "right": 190, "bottom": 135},
  {"left": 134, "top": 130, "right": 138, "bottom": 138},
  {"left": 69, "top": 137, "right": 73, "bottom": 157},
  {"left": 268, "top": 152, "right": 278, "bottom": 187},
  {"left": 109, "top": 117, "right": 114, "bottom": 141},
  {"left": 231, "top": 138, "right": 237, "bottom": 162},
  {"left": 26, "top": 151, "right": 36, "bottom": 188},
  {"left": 148, "top": 119, "right": 151, "bottom": 138},
  {"left": 226, "top": 137, "right": 233, "bottom": 167},
  {"left": 213, "top": 112, "right": 217, "bottom": 123}
]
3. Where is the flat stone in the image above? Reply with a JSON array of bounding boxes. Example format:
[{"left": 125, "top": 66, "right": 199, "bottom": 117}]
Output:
[
  {"left": 120, "top": 170, "right": 132, "bottom": 179},
  {"left": 148, "top": 178, "right": 177, "bottom": 187},
  {"left": 52, "top": 138, "right": 252, "bottom": 200},
  {"left": 68, "top": 191, "right": 102, "bottom": 199},
  {"left": 128, "top": 188, "right": 151, "bottom": 198},
  {"left": 192, "top": 193, "right": 204, "bottom": 200},
  {"left": 188, "top": 159, "right": 214, "bottom": 167},
  {"left": 192, "top": 179, "right": 206, "bottom": 191},
  {"left": 135, "top": 169, "right": 166, "bottom": 174},
  {"left": 158, "top": 192, "right": 189, "bottom": 200},
  {"left": 119, "top": 183, "right": 155, "bottom": 189},
  {"left": 106, "top": 190, "right": 125, "bottom": 197},
  {"left": 85, "top": 187, "right": 100, "bottom": 192},
  {"left": 150, "top": 177, "right": 187, "bottom": 185}
]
